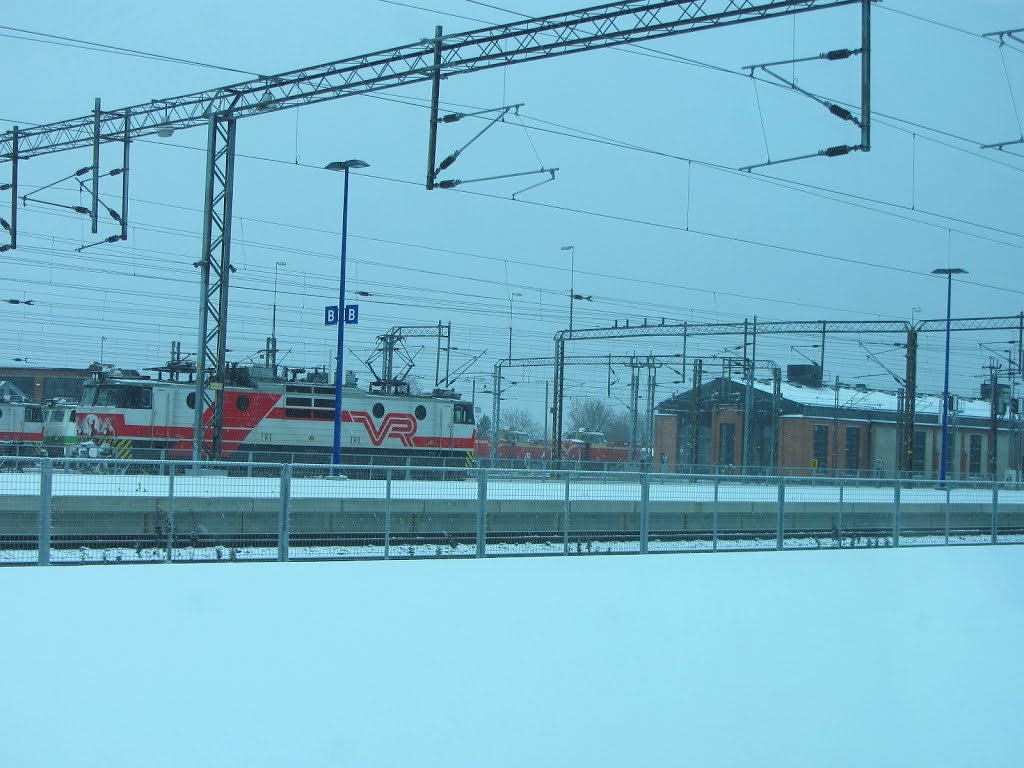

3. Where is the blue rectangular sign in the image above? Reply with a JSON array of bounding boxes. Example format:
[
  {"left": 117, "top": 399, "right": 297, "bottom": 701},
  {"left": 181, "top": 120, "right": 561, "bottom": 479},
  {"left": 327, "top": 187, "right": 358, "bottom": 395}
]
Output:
[
  {"left": 324, "top": 305, "right": 339, "bottom": 326},
  {"left": 344, "top": 304, "right": 359, "bottom": 325}
]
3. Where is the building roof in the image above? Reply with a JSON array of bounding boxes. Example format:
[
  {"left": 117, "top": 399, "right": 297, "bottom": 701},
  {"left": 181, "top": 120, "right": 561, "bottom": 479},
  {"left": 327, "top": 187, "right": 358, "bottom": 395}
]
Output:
[
  {"left": 750, "top": 378, "right": 994, "bottom": 420},
  {"left": 657, "top": 377, "right": 999, "bottom": 422}
]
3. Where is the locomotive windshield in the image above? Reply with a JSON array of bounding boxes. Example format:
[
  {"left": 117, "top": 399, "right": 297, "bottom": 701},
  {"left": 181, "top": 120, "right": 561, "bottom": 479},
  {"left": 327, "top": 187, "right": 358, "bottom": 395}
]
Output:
[
  {"left": 84, "top": 384, "right": 153, "bottom": 409},
  {"left": 453, "top": 402, "right": 474, "bottom": 425}
]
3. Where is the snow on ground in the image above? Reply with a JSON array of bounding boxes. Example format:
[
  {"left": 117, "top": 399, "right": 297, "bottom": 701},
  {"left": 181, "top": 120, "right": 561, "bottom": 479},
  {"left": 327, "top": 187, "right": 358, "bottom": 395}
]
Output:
[
  {"left": 2, "top": 470, "right": 1020, "bottom": 504},
  {"left": 2, "top": 547, "right": 1023, "bottom": 767}
]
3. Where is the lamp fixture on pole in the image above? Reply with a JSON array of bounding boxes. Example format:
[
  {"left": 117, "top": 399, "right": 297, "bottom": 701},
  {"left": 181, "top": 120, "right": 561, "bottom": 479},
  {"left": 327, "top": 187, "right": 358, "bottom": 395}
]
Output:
[
  {"left": 932, "top": 267, "right": 967, "bottom": 484},
  {"left": 325, "top": 159, "right": 370, "bottom": 470}
]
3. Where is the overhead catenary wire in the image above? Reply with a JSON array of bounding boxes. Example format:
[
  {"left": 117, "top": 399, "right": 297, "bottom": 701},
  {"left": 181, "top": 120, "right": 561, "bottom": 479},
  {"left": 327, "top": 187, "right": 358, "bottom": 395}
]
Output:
[
  {"left": 2, "top": 2, "right": 1015, "bottom": 382},
  {"left": 20, "top": 166, "right": 1024, "bottom": 314},
  {"left": 2, "top": 13, "right": 1022, "bottom": 246},
  {"left": 9, "top": 204, "right": 1015, "bottom": 385},
  {"left": 0, "top": 24, "right": 261, "bottom": 75},
  {"left": 385, "top": 0, "right": 1024, "bottom": 172}
]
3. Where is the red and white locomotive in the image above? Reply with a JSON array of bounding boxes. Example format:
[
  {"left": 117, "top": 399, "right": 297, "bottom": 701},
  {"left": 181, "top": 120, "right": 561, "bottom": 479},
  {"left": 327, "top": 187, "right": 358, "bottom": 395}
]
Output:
[
  {"left": 0, "top": 381, "right": 44, "bottom": 454},
  {"left": 73, "top": 364, "right": 476, "bottom": 465}
]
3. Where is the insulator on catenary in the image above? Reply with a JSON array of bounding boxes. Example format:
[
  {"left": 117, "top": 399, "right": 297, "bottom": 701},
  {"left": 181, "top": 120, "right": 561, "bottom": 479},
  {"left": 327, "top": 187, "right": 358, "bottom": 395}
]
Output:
[
  {"left": 825, "top": 48, "right": 855, "bottom": 61},
  {"left": 828, "top": 104, "right": 854, "bottom": 122}
]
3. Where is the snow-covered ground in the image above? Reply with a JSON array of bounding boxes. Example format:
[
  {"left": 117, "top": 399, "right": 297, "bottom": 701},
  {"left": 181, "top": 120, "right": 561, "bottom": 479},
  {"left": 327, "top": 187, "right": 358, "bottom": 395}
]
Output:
[
  {"left": 2, "top": 547, "right": 1022, "bottom": 767},
  {"left": 2, "top": 470, "right": 1020, "bottom": 505}
]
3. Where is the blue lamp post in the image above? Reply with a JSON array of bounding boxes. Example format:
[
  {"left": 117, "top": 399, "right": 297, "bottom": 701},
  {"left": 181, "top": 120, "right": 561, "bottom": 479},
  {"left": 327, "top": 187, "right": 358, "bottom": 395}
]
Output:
[
  {"left": 325, "top": 159, "right": 369, "bottom": 469},
  {"left": 932, "top": 266, "right": 967, "bottom": 484}
]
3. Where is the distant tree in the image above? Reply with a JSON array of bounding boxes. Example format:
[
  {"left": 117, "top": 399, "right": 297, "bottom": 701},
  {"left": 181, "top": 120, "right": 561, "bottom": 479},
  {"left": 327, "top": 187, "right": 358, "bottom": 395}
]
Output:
[
  {"left": 603, "top": 411, "right": 648, "bottom": 445},
  {"left": 604, "top": 412, "right": 631, "bottom": 444},
  {"left": 502, "top": 408, "right": 540, "bottom": 440},
  {"left": 476, "top": 414, "right": 492, "bottom": 439},
  {"left": 568, "top": 398, "right": 617, "bottom": 434}
]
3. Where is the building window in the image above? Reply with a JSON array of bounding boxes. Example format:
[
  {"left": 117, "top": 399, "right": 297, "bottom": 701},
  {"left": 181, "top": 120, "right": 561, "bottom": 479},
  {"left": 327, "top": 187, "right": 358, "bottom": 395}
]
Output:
[
  {"left": 912, "top": 431, "right": 926, "bottom": 475},
  {"left": 969, "top": 434, "right": 982, "bottom": 476},
  {"left": 718, "top": 422, "right": 736, "bottom": 467},
  {"left": 43, "top": 377, "right": 85, "bottom": 401},
  {"left": 845, "top": 426, "right": 860, "bottom": 471},
  {"left": 813, "top": 425, "right": 829, "bottom": 469}
]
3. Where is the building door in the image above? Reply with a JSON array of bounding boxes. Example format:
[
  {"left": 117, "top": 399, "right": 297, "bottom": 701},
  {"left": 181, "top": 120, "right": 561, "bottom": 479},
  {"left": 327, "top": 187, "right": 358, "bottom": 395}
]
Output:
[
  {"left": 718, "top": 422, "right": 735, "bottom": 468},
  {"left": 813, "top": 425, "right": 829, "bottom": 470},
  {"left": 845, "top": 426, "right": 861, "bottom": 473},
  {"left": 969, "top": 434, "right": 982, "bottom": 476}
]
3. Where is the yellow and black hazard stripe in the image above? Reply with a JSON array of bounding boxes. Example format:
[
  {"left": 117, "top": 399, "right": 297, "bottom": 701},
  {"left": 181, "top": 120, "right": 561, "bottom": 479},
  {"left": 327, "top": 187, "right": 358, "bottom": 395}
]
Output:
[
  {"left": 464, "top": 450, "right": 474, "bottom": 468},
  {"left": 95, "top": 437, "right": 134, "bottom": 460}
]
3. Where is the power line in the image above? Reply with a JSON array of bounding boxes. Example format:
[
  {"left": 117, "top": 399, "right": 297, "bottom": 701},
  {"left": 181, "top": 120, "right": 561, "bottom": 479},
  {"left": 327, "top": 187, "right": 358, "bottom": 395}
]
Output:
[
  {"left": 0, "top": 24, "right": 260, "bottom": 75},
  {"left": 28, "top": 174, "right": 1023, "bottom": 328},
  {"left": 394, "top": 0, "right": 1024, "bottom": 174}
]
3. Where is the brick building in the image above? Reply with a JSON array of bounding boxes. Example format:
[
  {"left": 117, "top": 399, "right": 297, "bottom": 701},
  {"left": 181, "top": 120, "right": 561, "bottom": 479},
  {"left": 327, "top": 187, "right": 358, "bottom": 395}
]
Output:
[
  {"left": 0, "top": 366, "right": 91, "bottom": 404},
  {"left": 655, "top": 367, "right": 1020, "bottom": 480}
]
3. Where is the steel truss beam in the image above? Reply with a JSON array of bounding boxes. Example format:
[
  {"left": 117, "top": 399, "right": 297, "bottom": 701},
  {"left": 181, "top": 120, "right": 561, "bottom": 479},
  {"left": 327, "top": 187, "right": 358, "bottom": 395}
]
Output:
[
  {"left": 556, "top": 318, "right": 911, "bottom": 342},
  {"left": 1, "top": 0, "right": 861, "bottom": 161},
  {"left": 192, "top": 115, "right": 237, "bottom": 462}
]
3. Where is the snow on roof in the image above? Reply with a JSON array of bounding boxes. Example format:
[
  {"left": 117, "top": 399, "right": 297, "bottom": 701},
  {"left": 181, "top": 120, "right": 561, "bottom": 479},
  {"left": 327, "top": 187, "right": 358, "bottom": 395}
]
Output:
[{"left": 747, "top": 378, "right": 994, "bottom": 420}]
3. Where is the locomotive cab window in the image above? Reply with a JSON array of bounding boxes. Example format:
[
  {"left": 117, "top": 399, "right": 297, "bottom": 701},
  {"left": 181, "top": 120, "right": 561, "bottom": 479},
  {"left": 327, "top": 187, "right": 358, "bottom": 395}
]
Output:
[
  {"left": 92, "top": 385, "right": 152, "bottom": 409},
  {"left": 23, "top": 406, "right": 43, "bottom": 422},
  {"left": 454, "top": 403, "right": 474, "bottom": 424}
]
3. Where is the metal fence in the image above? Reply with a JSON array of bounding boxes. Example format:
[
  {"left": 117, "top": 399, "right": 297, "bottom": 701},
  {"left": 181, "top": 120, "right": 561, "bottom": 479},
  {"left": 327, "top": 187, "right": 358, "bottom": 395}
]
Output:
[{"left": 1, "top": 456, "right": 1021, "bottom": 566}]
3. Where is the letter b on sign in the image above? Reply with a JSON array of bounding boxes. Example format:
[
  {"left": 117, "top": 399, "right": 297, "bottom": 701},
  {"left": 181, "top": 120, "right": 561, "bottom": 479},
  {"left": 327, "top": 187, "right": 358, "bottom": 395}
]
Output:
[
  {"left": 324, "top": 305, "right": 339, "bottom": 326},
  {"left": 344, "top": 305, "right": 359, "bottom": 325}
]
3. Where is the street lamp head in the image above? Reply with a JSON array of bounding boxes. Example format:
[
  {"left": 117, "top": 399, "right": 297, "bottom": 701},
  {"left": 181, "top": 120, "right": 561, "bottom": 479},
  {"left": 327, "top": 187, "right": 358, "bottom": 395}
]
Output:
[
  {"left": 325, "top": 160, "right": 370, "bottom": 172},
  {"left": 932, "top": 267, "right": 968, "bottom": 276},
  {"left": 560, "top": 245, "right": 573, "bottom": 251},
  {"left": 276, "top": 260, "right": 287, "bottom": 267},
  {"left": 154, "top": 115, "right": 175, "bottom": 138}
]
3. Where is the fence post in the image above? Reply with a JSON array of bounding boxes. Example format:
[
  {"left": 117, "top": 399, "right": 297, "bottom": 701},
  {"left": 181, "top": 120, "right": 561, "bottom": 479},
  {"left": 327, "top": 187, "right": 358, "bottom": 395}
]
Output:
[
  {"left": 991, "top": 480, "right": 999, "bottom": 545},
  {"left": 640, "top": 472, "right": 650, "bottom": 554},
  {"left": 776, "top": 475, "right": 785, "bottom": 551},
  {"left": 166, "top": 465, "right": 175, "bottom": 563},
  {"left": 563, "top": 474, "right": 571, "bottom": 555},
  {"left": 893, "top": 476, "right": 901, "bottom": 547},
  {"left": 838, "top": 480, "right": 844, "bottom": 548},
  {"left": 38, "top": 457, "right": 52, "bottom": 566},
  {"left": 277, "top": 464, "right": 292, "bottom": 562},
  {"left": 385, "top": 467, "right": 392, "bottom": 560},
  {"left": 944, "top": 484, "right": 951, "bottom": 546},
  {"left": 712, "top": 478, "right": 719, "bottom": 551},
  {"left": 475, "top": 468, "right": 487, "bottom": 558}
]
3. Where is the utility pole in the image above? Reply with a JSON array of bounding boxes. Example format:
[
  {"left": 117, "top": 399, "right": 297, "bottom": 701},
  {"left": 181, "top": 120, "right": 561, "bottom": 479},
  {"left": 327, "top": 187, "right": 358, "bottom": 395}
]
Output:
[
  {"left": 543, "top": 380, "right": 549, "bottom": 451},
  {"left": 690, "top": 358, "right": 702, "bottom": 469},
  {"left": 742, "top": 317, "right": 756, "bottom": 470},
  {"left": 832, "top": 375, "right": 840, "bottom": 476},
  {"left": 988, "top": 360, "right": 1000, "bottom": 480}
]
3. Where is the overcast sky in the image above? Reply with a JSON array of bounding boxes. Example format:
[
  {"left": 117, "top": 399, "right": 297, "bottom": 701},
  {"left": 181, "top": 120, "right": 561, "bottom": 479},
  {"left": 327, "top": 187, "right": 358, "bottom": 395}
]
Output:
[{"left": 2, "top": 0, "right": 1022, "bottom": 422}]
